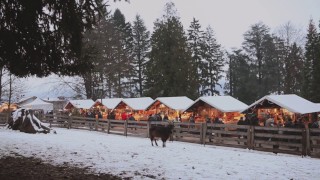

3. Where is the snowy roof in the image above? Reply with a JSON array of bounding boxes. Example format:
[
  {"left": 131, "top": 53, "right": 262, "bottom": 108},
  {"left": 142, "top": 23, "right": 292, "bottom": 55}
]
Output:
[
  {"left": 64, "top": 99, "right": 94, "bottom": 109},
  {"left": 17, "top": 96, "right": 37, "bottom": 106},
  {"left": 185, "top": 96, "right": 248, "bottom": 112},
  {"left": 243, "top": 94, "right": 320, "bottom": 114},
  {"left": 96, "top": 98, "right": 123, "bottom": 109},
  {"left": 21, "top": 98, "right": 53, "bottom": 112},
  {"left": 119, "top": 97, "right": 154, "bottom": 110},
  {"left": 148, "top": 96, "right": 194, "bottom": 111}
]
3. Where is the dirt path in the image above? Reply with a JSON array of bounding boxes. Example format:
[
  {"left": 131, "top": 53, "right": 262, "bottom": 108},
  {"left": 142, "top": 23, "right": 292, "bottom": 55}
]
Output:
[{"left": 0, "top": 156, "right": 123, "bottom": 180}]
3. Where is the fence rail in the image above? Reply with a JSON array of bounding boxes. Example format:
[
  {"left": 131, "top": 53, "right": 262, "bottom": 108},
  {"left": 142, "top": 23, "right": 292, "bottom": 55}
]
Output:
[{"left": 2, "top": 114, "right": 320, "bottom": 158}]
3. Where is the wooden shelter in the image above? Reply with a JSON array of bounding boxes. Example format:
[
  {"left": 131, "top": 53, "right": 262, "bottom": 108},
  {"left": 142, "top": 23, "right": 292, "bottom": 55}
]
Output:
[
  {"left": 92, "top": 98, "right": 123, "bottom": 119},
  {"left": 114, "top": 97, "right": 154, "bottom": 121},
  {"left": 146, "top": 96, "right": 194, "bottom": 121},
  {"left": 184, "top": 96, "right": 248, "bottom": 124},
  {"left": 64, "top": 99, "right": 94, "bottom": 116},
  {"left": 242, "top": 94, "right": 320, "bottom": 125}
]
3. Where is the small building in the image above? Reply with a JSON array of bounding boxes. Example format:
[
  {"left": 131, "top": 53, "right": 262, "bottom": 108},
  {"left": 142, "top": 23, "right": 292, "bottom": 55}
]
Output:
[
  {"left": 22, "top": 98, "right": 54, "bottom": 114},
  {"left": 114, "top": 97, "right": 154, "bottom": 121},
  {"left": 242, "top": 94, "right": 320, "bottom": 125},
  {"left": 42, "top": 97, "right": 68, "bottom": 113},
  {"left": 64, "top": 99, "right": 94, "bottom": 116},
  {"left": 92, "top": 98, "right": 123, "bottom": 118},
  {"left": 146, "top": 96, "right": 194, "bottom": 121},
  {"left": 0, "top": 102, "right": 18, "bottom": 113},
  {"left": 184, "top": 96, "right": 248, "bottom": 124},
  {"left": 16, "top": 96, "right": 37, "bottom": 107}
]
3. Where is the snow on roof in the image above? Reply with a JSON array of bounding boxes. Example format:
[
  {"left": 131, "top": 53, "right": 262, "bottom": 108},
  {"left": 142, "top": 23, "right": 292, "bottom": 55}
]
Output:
[
  {"left": 121, "top": 97, "right": 154, "bottom": 110},
  {"left": 151, "top": 96, "right": 194, "bottom": 110},
  {"left": 21, "top": 98, "right": 53, "bottom": 113},
  {"left": 24, "top": 98, "right": 53, "bottom": 106},
  {"left": 185, "top": 96, "right": 248, "bottom": 112},
  {"left": 244, "top": 94, "right": 320, "bottom": 114},
  {"left": 17, "top": 96, "right": 37, "bottom": 106},
  {"left": 65, "top": 99, "right": 94, "bottom": 109},
  {"left": 96, "top": 98, "right": 123, "bottom": 109}
]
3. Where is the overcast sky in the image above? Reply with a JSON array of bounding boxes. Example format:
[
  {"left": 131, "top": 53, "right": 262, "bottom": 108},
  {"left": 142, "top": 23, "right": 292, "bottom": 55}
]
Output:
[
  {"left": 110, "top": 0, "right": 320, "bottom": 49},
  {"left": 24, "top": 0, "right": 320, "bottom": 98}
]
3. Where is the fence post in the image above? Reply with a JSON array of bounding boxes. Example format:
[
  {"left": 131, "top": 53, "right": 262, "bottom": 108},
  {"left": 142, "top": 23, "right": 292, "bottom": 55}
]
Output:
[
  {"left": 68, "top": 116, "right": 72, "bottom": 129},
  {"left": 247, "top": 126, "right": 254, "bottom": 149},
  {"left": 124, "top": 119, "right": 128, "bottom": 137},
  {"left": 306, "top": 127, "right": 311, "bottom": 156},
  {"left": 202, "top": 123, "right": 207, "bottom": 145},
  {"left": 107, "top": 119, "right": 111, "bottom": 134},
  {"left": 95, "top": 119, "right": 99, "bottom": 131},
  {"left": 147, "top": 121, "right": 151, "bottom": 138},
  {"left": 301, "top": 128, "right": 307, "bottom": 156}
]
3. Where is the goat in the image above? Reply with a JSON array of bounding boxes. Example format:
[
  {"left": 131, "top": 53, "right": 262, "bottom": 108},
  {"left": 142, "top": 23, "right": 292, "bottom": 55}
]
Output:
[{"left": 149, "top": 124, "right": 174, "bottom": 147}]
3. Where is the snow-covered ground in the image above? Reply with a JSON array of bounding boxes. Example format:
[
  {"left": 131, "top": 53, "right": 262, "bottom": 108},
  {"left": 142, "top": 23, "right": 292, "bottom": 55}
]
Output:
[{"left": 1, "top": 127, "right": 320, "bottom": 180}]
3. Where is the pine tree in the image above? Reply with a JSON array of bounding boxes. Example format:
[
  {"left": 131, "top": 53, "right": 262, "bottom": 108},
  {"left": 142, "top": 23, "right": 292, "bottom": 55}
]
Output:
[
  {"left": 303, "top": 19, "right": 318, "bottom": 101},
  {"left": 312, "top": 21, "right": 320, "bottom": 102},
  {"left": 242, "top": 22, "right": 280, "bottom": 98},
  {"left": 200, "top": 26, "right": 224, "bottom": 96},
  {"left": 187, "top": 18, "right": 203, "bottom": 95},
  {"left": 283, "top": 43, "right": 304, "bottom": 94},
  {"left": 145, "top": 2, "right": 197, "bottom": 99},
  {"left": 132, "top": 15, "right": 150, "bottom": 97},
  {"left": 225, "top": 50, "right": 256, "bottom": 104},
  {"left": 0, "top": 0, "right": 106, "bottom": 77},
  {"left": 111, "top": 9, "right": 134, "bottom": 98}
]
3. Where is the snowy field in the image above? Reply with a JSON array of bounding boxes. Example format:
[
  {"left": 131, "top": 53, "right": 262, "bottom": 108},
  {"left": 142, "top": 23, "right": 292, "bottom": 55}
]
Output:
[{"left": 1, "top": 126, "right": 320, "bottom": 180}]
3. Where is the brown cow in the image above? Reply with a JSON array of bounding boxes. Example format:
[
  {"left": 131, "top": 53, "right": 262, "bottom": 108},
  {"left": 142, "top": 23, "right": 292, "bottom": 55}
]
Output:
[{"left": 149, "top": 124, "right": 174, "bottom": 147}]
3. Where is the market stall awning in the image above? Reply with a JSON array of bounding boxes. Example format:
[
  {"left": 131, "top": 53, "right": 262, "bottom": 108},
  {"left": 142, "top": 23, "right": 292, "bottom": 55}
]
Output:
[
  {"left": 184, "top": 96, "right": 248, "bottom": 113},
  {"left": 95, "top": 98, "right": 123, "bottom": 109},
  {"left": 147, "top": 96, "right": 194, "bottom": 111},
  {"left": 117, "top": 97, "right": 154, "bottom": 111},
  {"left": 64, "top": 99, "right": 94, "bottom": 110},
  {"left": 242, "top": 94, "right": 320, "bottom": 114},
  {"left": 22, "top": 98, "right": 53, "bottom": 113}
]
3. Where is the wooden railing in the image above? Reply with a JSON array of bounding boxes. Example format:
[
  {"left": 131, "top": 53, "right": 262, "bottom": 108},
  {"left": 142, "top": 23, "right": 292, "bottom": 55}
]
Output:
[
  {"left": 0, "top": 113, "right": 8, "bottom": 126},
  {"left": 17, "top": 114, "right": 319, "bottom": 158}
]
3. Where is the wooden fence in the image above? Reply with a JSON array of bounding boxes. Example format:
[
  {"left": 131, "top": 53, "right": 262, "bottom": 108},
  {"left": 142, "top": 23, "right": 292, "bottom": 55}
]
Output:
[
  {"left": 0, "top": 113, "right": 8, "bottom": 126},
  {"left": 3, "top": 113, "right": 320, "bottom": 158}
]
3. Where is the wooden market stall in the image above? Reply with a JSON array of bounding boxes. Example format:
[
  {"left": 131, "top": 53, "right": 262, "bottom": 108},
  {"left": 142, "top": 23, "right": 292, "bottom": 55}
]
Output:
[
  {"left": 242, "top": 94, "right": 320, "bottom": 126},
  {"left": 113, "top": 97, "right": 154, "bottom": 121},
  {"left": 145, "top": 96, "right": 194, "bottom": 122},
  {"left": 92, "top": 98, "right": 122, "bottom": 119},
  {"left": 0, "top": 102, "right": 18, "bottom": 113},
  {"left": 184, "top": 96, "right": 248, "bottom": 124},
  {"left": 64, "top": 99, "right": 94, "bottom": 116}
]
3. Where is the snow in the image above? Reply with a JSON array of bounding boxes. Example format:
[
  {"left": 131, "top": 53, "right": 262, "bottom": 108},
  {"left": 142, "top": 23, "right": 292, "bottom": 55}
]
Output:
[
  {"left": 1, "top": 127, "right": 319, "bottom": 180},
  {"left": 21, "top": 98, "right": 53, "bottom": 113},
  {"left": 185, "top": 96, "right": 248, "bottom": 112},
  {"left": 151, "top": 96, "right": 194, "bottom": 111},
  {"left": 64, "top": 99, "right": 95, "bottom": 109},
  {"left": 121, "top": 97, "right": 154, "bottom": 110},
  {"left": 97, "top": 98, "right": 123, "bottom": 109},
  {"left": 244, "top": 94, "right": 320, "bottom": 114}
]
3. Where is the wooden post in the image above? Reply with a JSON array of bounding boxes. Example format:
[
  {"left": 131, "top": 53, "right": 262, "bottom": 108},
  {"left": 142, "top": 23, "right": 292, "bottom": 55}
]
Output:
[
  {"left": 107, "top": 119, "right": 111, "bottom": 134},
  {"left": 301, "top": 128, "right": 307, "bottom": 156},
  {"left": 306, "top": 127, "right": 311, "bottom": 156},
  {"left": 68, "top": 116, "right": 72, "bottom": 129},
  {"left": 124, "top": 119, "right": 128, "bottom": 137},
  {"left": 200, "top": 123, "right": 207, "bottom": 144},
  {"left": 147, "top": 120, "right": 151, "bottom": 138},
  {"left": 95, "top": 119, "right": 99, "bottom": 131}
]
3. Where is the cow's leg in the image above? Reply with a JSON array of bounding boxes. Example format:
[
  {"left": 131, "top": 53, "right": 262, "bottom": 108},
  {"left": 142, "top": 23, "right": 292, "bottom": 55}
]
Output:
[
  {"left": 155, "top": 139, "right": 158, "bottom": 146},
  {"left": 162, "top": 137, "right": 166, "bottom": 147},
  {"left": 150, "top": 137, "right": 154, "bottom": 146}
]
